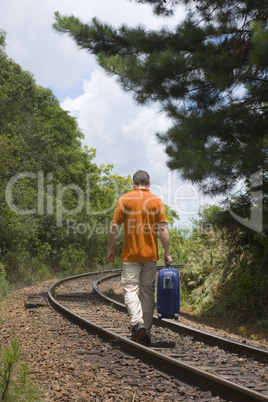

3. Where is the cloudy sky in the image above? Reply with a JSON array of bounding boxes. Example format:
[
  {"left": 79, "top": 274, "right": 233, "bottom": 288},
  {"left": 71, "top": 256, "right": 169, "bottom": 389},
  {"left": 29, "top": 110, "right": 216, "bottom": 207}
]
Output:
[{"left": 1, "top": 0, "right": 212, "bottom": 228}]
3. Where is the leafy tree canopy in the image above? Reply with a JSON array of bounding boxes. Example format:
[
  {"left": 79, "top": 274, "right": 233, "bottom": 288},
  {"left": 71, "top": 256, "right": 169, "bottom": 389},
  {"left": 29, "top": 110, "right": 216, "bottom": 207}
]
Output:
[
  {"left": 53, "top": 0, "right": 268, "bottom": 197},
  {"left": 0, "top": 36, "right": 132, "bottom": 284}
]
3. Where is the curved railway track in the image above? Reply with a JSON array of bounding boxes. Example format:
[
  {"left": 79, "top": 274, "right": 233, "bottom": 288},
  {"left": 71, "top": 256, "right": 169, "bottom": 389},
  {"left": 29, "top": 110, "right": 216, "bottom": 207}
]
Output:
[{"left": 48, "top": 269, "right": 268, "bottom": 402}]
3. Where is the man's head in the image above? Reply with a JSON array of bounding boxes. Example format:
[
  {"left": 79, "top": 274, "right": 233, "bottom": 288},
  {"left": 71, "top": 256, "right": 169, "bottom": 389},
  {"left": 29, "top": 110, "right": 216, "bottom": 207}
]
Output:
[{"left": 132, "top": 170, "right": 150, "bottom": 187}]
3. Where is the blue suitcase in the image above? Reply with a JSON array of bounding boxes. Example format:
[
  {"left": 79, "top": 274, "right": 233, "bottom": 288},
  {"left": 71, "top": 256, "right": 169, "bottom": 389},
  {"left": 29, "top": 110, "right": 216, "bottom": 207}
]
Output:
[{"left": 157, "top": 263, "right": 180, "bottom": 320}]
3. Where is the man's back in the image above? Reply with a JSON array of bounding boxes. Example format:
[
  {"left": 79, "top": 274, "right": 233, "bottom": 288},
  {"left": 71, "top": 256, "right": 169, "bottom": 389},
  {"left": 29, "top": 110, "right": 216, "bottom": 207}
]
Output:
[{"left": 113, "top": 188, "right": 166, "bottom": 261}]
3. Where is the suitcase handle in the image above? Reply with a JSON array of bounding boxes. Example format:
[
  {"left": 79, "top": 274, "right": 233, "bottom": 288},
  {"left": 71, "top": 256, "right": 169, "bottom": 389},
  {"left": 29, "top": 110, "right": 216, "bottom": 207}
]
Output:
[{"left": 166, "top": 262, "right": 170, "bottom": 269}]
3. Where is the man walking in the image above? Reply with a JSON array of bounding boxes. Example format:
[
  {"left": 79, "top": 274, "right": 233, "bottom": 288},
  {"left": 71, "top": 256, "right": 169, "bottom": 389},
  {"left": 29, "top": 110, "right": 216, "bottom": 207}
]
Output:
[{"left": 107, "top": 170, "right": 173, "bottom": 346}]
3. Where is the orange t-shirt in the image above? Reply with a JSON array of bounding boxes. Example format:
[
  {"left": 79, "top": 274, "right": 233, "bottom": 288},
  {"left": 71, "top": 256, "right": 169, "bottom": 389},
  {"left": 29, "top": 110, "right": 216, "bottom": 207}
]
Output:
[{"left": 112, "top": 188, "right": 167, "bottom": 262}]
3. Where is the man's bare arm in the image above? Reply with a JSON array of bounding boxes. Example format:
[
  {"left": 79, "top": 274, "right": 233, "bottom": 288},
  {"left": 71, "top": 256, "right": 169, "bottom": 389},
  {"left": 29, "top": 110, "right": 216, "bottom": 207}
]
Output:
[
  {"left": 158, "top": 222, "right": 173, "bottom": 264},
  {"left": 107, "top": 223, "right": 120, "bottom": 262}
]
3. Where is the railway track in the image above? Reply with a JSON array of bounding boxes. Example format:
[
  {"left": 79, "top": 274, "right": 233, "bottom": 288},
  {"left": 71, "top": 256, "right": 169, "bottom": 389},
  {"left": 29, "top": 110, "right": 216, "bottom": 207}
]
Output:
[{"left": 48, "top": 269, "right": 268, "bottom": 402}]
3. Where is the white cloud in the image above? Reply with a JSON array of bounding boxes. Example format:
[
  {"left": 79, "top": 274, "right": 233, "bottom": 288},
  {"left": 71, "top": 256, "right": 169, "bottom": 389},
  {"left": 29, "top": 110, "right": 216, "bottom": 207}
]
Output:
[
  {"left": 0, "top": 0, "right": 207, "bottom": 227},
  {"left": 61, "top": 70, "right": 170, "bottom": 173},
  {"left": 0, "top": 0, "right": 183, "bottom": 95}
]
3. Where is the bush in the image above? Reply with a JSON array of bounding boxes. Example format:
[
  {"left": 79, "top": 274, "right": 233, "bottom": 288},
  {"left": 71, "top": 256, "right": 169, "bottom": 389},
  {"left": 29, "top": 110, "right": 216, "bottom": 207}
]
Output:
[
  {"left": 0, "top": 263, "right": 10, "bottom": 300},
  {"left": 179, "top": 205, "right": 268, "bottom": 323},
  {"left": 0, "top": 338, "right": 42, "bottom": 401}
]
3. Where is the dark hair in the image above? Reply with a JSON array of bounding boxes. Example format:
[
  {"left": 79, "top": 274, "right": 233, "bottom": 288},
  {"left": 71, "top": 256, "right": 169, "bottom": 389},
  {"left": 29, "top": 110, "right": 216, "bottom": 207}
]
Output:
[{"left": 132, "top": 170, "right": 150, "bottom": 186}]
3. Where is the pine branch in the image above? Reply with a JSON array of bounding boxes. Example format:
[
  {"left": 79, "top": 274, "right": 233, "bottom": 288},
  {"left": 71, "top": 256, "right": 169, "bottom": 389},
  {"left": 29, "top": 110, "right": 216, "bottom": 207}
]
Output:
[{"left": 0, "top": 362, "right": 12, "bottom": 400}]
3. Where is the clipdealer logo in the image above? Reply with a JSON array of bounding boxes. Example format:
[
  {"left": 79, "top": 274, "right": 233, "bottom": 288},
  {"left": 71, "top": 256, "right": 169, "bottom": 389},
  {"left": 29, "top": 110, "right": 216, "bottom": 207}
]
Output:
[
  {"left": 229, "top": 170, "right": 263, "bottom": 233},
  {"left": 5, "top": 170, "right": 264, "bottom": 233},
  {"left": 5, "top": 171, "right": 117, "bottom": 227}
]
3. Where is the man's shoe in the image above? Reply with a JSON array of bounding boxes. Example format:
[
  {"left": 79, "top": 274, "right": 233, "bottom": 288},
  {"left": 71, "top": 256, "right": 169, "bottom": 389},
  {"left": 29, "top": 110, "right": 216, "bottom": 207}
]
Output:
[
  {"left": 131, "top": 322, "right": 146, "bottom": 343},
  {"left": 141, "top": 333, "right": 151, "bottom": 346}
]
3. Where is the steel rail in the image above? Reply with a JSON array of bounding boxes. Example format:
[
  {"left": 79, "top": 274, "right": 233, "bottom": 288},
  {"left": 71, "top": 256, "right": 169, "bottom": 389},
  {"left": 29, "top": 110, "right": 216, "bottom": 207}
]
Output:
[
  {"left": 48, "top": 270, "right": 268, "bottom": 402},
  {"left": 94, "top": 272, "right": 268, "bottom": 364}
]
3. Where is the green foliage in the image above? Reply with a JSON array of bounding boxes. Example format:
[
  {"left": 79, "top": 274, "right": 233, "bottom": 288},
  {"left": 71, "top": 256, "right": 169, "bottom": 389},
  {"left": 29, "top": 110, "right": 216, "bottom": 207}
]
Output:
[
  {"left": 0, "top": 38, "right": 132, "bottom": 289},
  {"left": 0, "top": 263, "right": 9, "bottom": 300},
  {"left": 179, "top": 205, "right": 268, "bottom": 322},
  {"left": 0, "top": 339, "right": 42, "bottom": 401},
  {"left": 158, "top": 226, "right": 187, "bottom": 265},
  {"left": 157, "top": 205, "right": 184, "bottom": 264},
  {"left": 249, "top": 21, "right": 268, "bottom": 68},
  {"left": 196, "top": 204, "right": 224, "bottom": 226},
  {"left": 164, "top": 204, "right": 179, "bottom": 226},
  {"left": 180, "top": 220, "right": 228, "bottom": 307},
  {"left": 58, "top": 245, "right": 87, "bottom": 277}
]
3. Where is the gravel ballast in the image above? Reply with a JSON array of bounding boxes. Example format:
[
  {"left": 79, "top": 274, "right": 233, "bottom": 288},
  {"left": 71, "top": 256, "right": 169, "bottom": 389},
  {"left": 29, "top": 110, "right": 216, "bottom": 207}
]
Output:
[{"left": 0, "top": 278, "right": 266, "bottom": 401}]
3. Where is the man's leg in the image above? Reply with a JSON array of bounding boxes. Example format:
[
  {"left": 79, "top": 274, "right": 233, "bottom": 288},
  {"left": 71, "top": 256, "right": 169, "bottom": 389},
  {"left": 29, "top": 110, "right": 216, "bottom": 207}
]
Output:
[
  {"left": 139, "top": 261, "right": 157, "bottom": 332},
  {"left": 121, "top": 261, "right": 143, "bottom": 327}
]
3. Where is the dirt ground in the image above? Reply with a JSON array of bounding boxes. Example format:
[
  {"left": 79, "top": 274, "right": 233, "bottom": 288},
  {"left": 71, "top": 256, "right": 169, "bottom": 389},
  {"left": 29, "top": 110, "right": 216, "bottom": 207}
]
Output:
[{"left": 179, "top": 306, "right": 268, "bottom": 346}]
